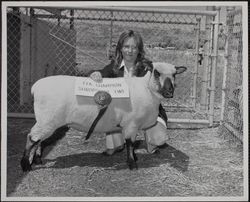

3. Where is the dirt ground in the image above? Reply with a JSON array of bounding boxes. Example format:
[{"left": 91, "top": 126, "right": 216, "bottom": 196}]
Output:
[{"left": 6, "top": 117, "right": 244, "bottom": 198}]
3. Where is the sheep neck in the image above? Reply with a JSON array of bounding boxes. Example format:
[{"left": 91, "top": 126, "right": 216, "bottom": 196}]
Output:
[{"left": 147, "top": 72, "right": 164, "bottom": 103}]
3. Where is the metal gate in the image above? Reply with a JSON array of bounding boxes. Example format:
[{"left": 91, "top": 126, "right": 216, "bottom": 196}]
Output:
[
  {"left": 6, "top": 6, "right": 221, "bottom": 127},
  {"left": 219, "top": 7, "right": 243, "bottom": 142}
]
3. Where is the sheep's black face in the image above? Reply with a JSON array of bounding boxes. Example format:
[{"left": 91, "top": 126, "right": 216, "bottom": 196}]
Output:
[
  {"left": 153, "top": 62, "right": 187, "bottom": 99},
  {"left": 160, "top": 78, "right": 174, "bottom": 98},
  {"left": 153, "top": 68, "right": 175, "bottom": 98}
]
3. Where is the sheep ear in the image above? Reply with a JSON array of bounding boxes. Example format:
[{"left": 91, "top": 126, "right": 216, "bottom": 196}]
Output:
[
  {"left": 154, "top": 69, "right": 161, "bottom": 78},
  {"left": 175, "top": 66, "right": 187, "bottom": 74}
]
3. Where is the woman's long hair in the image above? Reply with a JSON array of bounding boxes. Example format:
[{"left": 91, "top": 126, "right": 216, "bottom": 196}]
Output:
[{"left": 113, "top": 30, "right": 148, "bottom": 73}]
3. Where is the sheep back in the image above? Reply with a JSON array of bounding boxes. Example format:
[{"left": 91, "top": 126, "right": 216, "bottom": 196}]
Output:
[{"left": 31, "top": 74, "right": 159, "bottom": 133}]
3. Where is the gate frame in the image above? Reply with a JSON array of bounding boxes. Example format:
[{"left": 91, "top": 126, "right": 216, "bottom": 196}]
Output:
[{"left": 219, "top": 7, "right": 244, "bottom": 141}]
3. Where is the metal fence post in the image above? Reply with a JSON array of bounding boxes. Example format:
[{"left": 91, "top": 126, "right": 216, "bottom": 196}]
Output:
[
  {"left": 220, "top": 31, "right": 229, "bottom": 125},
  {"left": 191, "top": 17, "right": 201, "bottom": 108},
  {"left": 70, "top": 9, "right": 74, "bottom": 30},
  {"left": 108, "top": 11, "right": 114, "bottom": 59},
  {"left": 208, "top": 7, "right": 221, "bottom": 126},
  {"left": 200, "top": 6, "right": 214, "bottom": 111},
  {"left": 220, "top": 7, "right": 235, "bottom": 125}
]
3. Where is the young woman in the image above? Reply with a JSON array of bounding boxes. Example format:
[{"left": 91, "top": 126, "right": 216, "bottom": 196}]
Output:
[{"left": 90, "top": 30, "right": 168, "bottom": 155}]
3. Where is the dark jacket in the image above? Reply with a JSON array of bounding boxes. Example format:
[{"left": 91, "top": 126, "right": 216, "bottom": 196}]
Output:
[
  {"left": 97, "top": 59, "right": 153, "bottom": 78},
  {"left": 90, "top": 59, "right": 168, "bottom": 125}
]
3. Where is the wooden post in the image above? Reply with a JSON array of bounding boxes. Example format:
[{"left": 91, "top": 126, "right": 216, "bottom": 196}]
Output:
[
  {"left": 208, "top": 7, "right": 221, "bottom": 126},
  {"left": 30, "top": 8, "right": 37, "bottom": 85},
  {"left": 20, "top": 13, "right": 32, "bottom": 105},
  {"left": 191, "top": 17, "right": 201, "bottom": 108}
]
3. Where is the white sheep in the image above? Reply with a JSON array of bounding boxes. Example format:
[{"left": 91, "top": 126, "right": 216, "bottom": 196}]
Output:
[{"left": 20, "top": 62, "right": 187, "bottom": 171}]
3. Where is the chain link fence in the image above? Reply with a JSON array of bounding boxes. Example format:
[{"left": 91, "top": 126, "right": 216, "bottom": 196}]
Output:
[
  {"left": 7, "top": 6, "right": 223, "bottom": 126},
  {"left": 219, "top": 8, "right": 243, "bottom": 142}
]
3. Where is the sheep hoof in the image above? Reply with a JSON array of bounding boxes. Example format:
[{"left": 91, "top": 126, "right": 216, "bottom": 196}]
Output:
[
  {"left": 20, "top": 156, "right": 32, "bottom": 172},
  {"left": 127, "top": 160, "right": 138, "bottom": 170},
  {"left": 134, "top": 154, "right": 138, "bottom": 162},
  {"left": 33, "top": 155, "right": 42, "bottom": 165}
]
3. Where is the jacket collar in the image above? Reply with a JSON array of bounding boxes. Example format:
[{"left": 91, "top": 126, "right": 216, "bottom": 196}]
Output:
[
  {"left": 119, "top": 60, "right": 125, "bottom": 69},
  {"left": 119, "top": 60, "right": 136, "bottom": 76}
]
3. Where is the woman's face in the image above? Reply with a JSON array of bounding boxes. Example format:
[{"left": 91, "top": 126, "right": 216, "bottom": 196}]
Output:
[{"left": 121, "top": 37, "right": 139, "bottom": 64}]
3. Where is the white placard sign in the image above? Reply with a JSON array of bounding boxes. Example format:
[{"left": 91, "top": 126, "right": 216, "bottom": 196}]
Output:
[{"left": 75, "top": 77, "right": 130, "bottom": 98}]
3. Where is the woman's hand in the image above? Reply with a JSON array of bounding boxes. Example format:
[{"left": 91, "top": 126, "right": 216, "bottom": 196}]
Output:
[{"left": 90, "top": 71, "right": 103, "bottom": 82}]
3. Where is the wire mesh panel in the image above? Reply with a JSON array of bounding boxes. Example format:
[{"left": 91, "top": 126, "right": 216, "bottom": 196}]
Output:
[
  {"left": 7, "top": 6, "right": 218, "bottom": 124},
  {"left": 7, "top": 8, "right": 29, "bottom": 112},
  {"left": 220, "top": 8, "right": 243, "bottom": 141},
  {"left": 107, "top": 11, "right": 204, "bottom": 115}
]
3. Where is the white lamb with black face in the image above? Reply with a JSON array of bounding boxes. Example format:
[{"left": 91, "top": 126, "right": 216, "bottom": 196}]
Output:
[{"left": 20, "top": 62, "right": 187, "bottom": 171}]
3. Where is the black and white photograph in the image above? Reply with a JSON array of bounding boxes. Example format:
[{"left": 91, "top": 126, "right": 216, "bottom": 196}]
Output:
[{"left": 1, "top": 1, "right": 248, "bottom": 201}]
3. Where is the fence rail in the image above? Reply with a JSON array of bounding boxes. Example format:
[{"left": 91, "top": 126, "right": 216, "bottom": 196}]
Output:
[{"left": 34, "top": 6, "right": 218, "bottom": 16}]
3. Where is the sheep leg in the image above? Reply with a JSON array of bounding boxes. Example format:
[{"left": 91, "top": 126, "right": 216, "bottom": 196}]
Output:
[
  {"left": 20, "top": 133, "right": 41, "bottom": 172},
  {"left": 33, "top": 141, "right": 42, "bottom": 165},
  {"left": 125, "top": 139, "right": 138, "bottom": 170},
  {"left": 21, "top": 123, "right": 57, "bottom": 172},
  {"left": 32, "top": 126, "right": 70, "bottom": 165}
]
